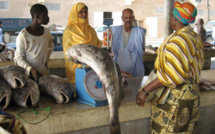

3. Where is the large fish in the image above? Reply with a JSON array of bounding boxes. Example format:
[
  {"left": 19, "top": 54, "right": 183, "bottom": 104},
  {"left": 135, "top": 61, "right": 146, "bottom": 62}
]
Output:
[
  {"left": 11, "top": 79, "right": 40, "bottom": 108},
  {"left": 66, "top": 44, "right": 123, "bottom": 134},
  {"left": 38, "top": 75, "right": 75, "bottom": 104},
  {"left": 0, "top": 78, "right": 11, "bottom": 109},
  {"left": 0, "top": 65, "right": 28, "bottom": 89}
]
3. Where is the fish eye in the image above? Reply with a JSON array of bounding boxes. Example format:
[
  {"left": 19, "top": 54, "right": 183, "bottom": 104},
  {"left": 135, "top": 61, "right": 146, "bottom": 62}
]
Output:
[{"left": 75, "top": 50, "right": 82, "bottom": 56}]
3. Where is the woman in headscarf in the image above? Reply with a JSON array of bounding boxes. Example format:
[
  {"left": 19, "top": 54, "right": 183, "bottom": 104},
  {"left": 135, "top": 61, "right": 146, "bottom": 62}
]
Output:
[
  {"left": 63, "top": 2, "right": 102, "bottom": 83},
  {"left": 136, "top": 1, "right": 204, "bottom": 133}
]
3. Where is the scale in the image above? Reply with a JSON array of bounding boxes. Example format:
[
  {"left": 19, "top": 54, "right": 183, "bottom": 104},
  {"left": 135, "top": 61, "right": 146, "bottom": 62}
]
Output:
[
  {"left": 75, "top": 66, "right": 108, "bottom": 107},
  {"left": 102, "top": 13, "right": 113, "bottom": 52}
]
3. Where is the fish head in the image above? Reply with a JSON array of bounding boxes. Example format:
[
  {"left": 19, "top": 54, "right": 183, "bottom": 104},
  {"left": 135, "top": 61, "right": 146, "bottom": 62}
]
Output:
[
  {"left": 12, "top": 79, "right": 40, "bottom": 108},
  {"left": 38, "top": 75, "right": 75, "bottom": 104},
  {"left": 1, "top": 65, "right": 28, "bottom": 89},
  {"left": 65, "top": 44, "right": 95, "bottom": 65},
  {"left": 54, "top": 81, "right": 75, "bottom": 103},
  {"left": 0, "top": 79, "right": 11, "bottom": 109}
]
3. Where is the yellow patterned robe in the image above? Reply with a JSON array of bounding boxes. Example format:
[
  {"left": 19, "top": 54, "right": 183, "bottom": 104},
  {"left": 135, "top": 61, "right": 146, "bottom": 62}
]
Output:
[{"left": 151, "top": 26, "right": 204, "bottom": 134}]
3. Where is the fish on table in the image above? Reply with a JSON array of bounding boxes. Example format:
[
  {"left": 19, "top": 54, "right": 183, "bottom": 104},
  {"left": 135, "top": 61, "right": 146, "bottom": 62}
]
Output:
[
  {"left": 0, "top": 65, "right": 28, "bottom": 89},
  {"left": 0, "top": 78, "right": 11, "bottom": 109},
  {"left": 66, "top": 44, "right": 124, "bottom": 134},
  {"left": 11, "top": 79, "right": 40, "bottom": 108},
  {"left": 0, "top": 48, "right": 15, "bottom": 62},
  {"left": 38, "top": 75, "right": 75, "bottom": 104}
]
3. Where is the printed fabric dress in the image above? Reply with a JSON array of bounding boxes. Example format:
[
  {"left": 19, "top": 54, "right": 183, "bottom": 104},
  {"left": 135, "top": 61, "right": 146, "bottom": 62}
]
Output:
[{"left": 151, "top": 26, "right": 204, "bottom": 134}]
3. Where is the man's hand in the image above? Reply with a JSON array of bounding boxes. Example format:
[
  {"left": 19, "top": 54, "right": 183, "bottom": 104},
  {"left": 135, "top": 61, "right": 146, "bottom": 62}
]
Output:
[
  {"left": 121, "top": 71, "right": 133, "bottom": 78},
  {"left": 136, "top": 90, "right": 147, "bottom": 107},
  {"left": 30, "top": 68, "right": 42, "bottom": 82}
]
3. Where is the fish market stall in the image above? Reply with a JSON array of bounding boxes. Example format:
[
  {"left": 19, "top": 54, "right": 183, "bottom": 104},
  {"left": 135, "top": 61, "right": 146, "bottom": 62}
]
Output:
[
  {"left": 203, "top": 47, "right": 215, "bottom": 70},
  {"left": 1, "top": 51, "right": 215, "bottom": 134},
  {"left": 3, "top": 73, "right": 215, "bottom": 134},
  {"left": 0, "top": 48, "right": 213, "bottom": 76}
]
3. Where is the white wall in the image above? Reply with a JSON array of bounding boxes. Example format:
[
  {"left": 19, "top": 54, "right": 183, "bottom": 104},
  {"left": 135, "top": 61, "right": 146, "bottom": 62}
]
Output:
[
  {"left": 145, "top": 17, "right": 158, "bottom": 38},
  {"left": 93, "top": 12, "right": 122, "bottom": 28}
]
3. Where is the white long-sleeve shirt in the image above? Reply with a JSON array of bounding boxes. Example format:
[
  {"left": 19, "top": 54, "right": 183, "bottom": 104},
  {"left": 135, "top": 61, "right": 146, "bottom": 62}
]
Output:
[{"left": 14, "top": 27, "right": 54, "bottom": 75}]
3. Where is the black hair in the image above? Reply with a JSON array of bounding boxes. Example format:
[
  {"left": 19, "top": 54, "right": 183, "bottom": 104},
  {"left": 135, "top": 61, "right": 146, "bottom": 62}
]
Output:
[
  {"left": 122, "top": 8, "right": 134, "bottom": 16},
  {"left": 0, "top": 21, "right": 2, "bottom": 24},
  {"left": 30, "top": 4, "right": 47, "bottom": 18},
  {"left": 198, "top": 18, "right": 204, "bottom": 25},
  {"left": 84, "top": 6, "right": 88, "bottom": 10}
]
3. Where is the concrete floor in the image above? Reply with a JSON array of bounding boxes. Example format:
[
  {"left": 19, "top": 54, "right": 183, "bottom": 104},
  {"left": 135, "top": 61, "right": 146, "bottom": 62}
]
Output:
[{"left": 62, "top": 105, "right": 215, "bottom": 134}]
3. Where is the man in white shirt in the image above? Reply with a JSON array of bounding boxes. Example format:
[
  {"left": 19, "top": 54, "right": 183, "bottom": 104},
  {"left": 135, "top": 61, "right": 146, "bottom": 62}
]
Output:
[
  {"left": 14, "top": 4, "right": 53, "bottom": 82},
  {"left": 111, "top": 8, "right": 146, "bottom": 77}
]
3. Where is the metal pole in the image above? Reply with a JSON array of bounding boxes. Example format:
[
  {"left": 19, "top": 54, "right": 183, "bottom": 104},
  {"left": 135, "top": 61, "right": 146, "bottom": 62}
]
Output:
[
  {"left": 164, "top": 0, "right": 174, "bottom": 39},
  {"left": 107, "top": 26, "right": 110, "bottom": 50},
  {"left": 207, "top": 0, "right": 210, "bottom": 21}
]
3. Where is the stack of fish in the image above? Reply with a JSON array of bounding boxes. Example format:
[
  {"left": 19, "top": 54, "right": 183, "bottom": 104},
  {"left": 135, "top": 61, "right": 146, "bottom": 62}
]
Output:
[
  {"left": 199, "top": 79, "right": 215, "bottom": 91},
  {"left": 0, "top": 43, "right": 15, "bottom": 62},
  {"left": 0, "top": 65, "right": 75, "bottom": 110}
]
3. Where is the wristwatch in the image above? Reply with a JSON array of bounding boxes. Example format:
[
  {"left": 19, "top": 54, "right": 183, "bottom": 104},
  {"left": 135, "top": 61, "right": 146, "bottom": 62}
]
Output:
[{"left": 142, "top": 88, "right": 149, "bottom": 96}]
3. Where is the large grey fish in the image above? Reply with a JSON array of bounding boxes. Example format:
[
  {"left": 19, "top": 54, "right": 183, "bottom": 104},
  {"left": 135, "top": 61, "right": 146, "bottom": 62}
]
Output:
[
  {"left": 11, "top": 79, "right": 40, "bottom": 108},
  {"left": 66, "top": 44, "right": 123, "bottom": 134},
  {"left": 38, "top": 75, "right": 75, "bottom": 104},
  {"left": 0, "top": 65, "right": 28, "bottom": 89},
  {"left": 0, "top": 78, "right": 12, "bottom": 109}
]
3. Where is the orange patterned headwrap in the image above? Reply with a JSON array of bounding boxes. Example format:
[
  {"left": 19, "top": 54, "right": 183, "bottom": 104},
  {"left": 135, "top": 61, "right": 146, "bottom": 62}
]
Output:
[{"left": 173, "top": 1, "right": 197, "bottom": 25}]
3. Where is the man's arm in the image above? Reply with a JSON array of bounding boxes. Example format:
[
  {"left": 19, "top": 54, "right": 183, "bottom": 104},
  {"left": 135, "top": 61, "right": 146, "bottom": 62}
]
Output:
[
  {"left": 14, "top": 33, "right": 41, "bottom": 82},
  {"left": 45, "top": 32, "right": 54, "bottom": 71},
  {"left": 47, "top": 32, "right": 54, "bottom": 60},
  {"left": 14, "top": 33, "right": 32, "bottom": 75}
]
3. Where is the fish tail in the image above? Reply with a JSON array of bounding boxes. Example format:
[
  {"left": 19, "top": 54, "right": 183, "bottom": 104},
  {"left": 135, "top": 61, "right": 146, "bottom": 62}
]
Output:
[{"left": 109, "top": 108, "right": 121, "bottom": 134}]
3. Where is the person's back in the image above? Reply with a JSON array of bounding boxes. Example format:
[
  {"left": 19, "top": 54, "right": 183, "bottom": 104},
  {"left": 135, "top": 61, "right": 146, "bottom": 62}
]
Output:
[
  {"left": 14, "top": 4, "right": 54, "bottom": 82},
  {"left": 111, "top": 8, "right": 146, "bottom": 77}
]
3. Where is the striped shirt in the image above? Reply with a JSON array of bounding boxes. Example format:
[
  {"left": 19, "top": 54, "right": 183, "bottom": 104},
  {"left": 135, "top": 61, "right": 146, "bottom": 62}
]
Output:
[{"left": 155, "top": 26, "right": 204, "bottom": 88}]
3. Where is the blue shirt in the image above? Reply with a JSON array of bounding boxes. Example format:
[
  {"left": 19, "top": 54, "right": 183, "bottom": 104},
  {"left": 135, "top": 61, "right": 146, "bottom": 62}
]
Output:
[{"left": 111, "top": 26, "right": 146, "bottom": 77}]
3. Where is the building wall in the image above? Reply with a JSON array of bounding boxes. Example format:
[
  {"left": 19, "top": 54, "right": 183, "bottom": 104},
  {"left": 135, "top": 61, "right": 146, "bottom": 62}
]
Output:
[
  {"left": 0, "top": 0, "right": 214, "bottom": 38},
  {"left": 197, "top": 0, "right": 215, "bottom": 23}
]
